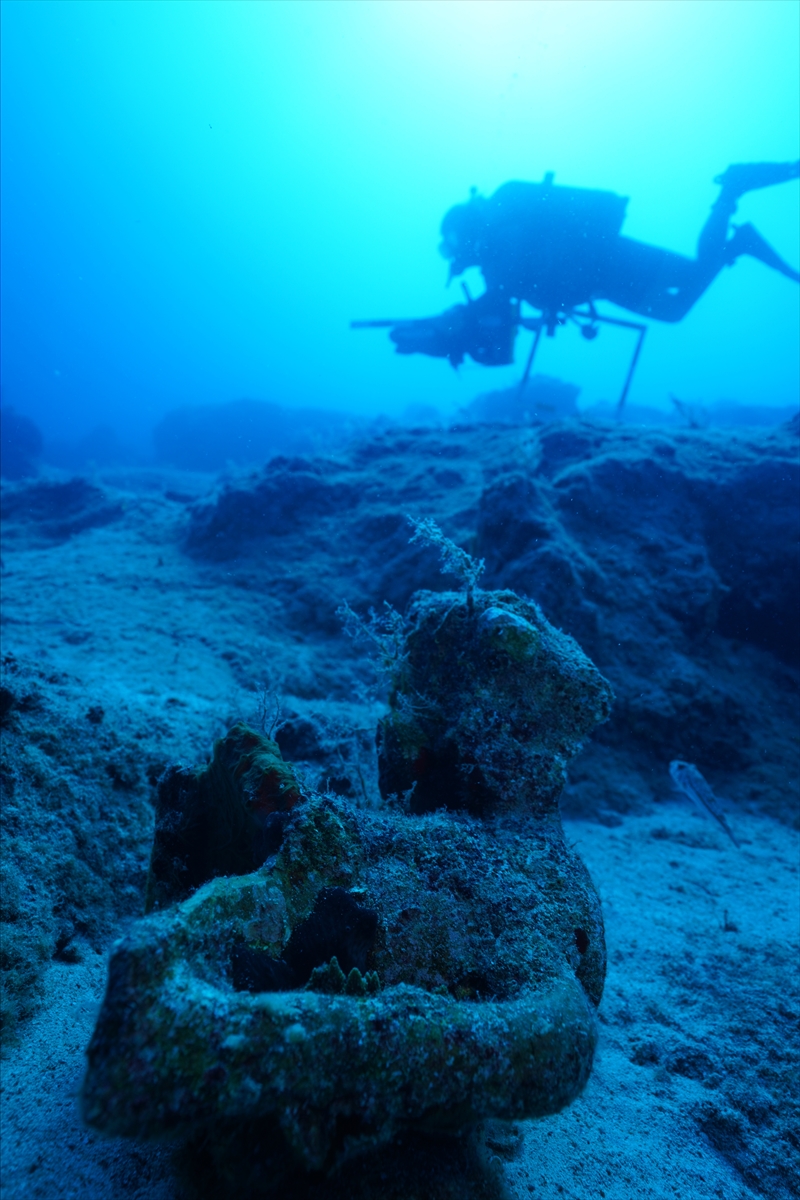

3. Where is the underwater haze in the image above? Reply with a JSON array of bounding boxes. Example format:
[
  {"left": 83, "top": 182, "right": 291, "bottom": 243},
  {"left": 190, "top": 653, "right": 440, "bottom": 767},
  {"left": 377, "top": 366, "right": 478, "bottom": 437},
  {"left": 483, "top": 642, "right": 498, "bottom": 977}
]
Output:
[
  {"left": 2, "top": 6, "right": 800, "bottom": 1199},
  {"left": 1, "top": 0, "right": 799, "bottom": 456}
]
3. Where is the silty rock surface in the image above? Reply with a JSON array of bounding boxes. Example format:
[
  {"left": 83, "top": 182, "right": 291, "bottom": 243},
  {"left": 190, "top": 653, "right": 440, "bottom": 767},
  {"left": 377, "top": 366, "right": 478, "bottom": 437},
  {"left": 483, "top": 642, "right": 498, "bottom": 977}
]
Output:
[
  {"left": 81, "top": 588, "right": 612, "bottom": 1172},
  {"left": 378, "top": 588, "right": 613, "bottom": 816}
]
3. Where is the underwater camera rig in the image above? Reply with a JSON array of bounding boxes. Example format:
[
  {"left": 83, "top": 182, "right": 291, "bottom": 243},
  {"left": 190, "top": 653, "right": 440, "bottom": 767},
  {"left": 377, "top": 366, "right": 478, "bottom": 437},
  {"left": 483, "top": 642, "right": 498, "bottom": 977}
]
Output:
[
  {"left": 516, "top": 300, "right": 647, "bottom": 415},
  {"left": 352, "top": 287, "right": 647, "bottom": 416}
]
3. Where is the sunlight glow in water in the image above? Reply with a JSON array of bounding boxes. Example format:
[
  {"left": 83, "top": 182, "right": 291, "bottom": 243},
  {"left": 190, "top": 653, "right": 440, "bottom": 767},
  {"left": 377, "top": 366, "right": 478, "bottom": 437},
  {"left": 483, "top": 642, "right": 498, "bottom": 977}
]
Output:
[{"left": 1, "top": 0, "right": 797, "bottom": 444}]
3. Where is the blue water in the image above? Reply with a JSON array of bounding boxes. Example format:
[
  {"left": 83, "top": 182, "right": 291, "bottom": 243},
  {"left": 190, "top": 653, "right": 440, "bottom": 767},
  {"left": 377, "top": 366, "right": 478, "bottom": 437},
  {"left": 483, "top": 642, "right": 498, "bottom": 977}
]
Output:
[{"left": 1, "top": 0, "right": 798, "bottom": 456}]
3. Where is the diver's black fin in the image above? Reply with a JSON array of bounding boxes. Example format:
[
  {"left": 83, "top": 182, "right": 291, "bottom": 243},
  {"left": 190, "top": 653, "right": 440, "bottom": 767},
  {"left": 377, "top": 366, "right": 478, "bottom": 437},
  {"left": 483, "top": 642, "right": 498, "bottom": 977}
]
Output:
[
  {"left": 714, "top": 161, "right": 799, "bottom": 199},
  {"left": 726, "top": 222, "right": 800, "bottom": 282}
]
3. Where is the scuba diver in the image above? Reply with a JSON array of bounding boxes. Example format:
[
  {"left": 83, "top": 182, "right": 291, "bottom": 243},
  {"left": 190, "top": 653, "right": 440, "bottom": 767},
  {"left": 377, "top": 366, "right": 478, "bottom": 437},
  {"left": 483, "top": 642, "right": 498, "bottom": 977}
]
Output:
[{"left": 353, "top": 162, "right": 799, "bottom": 397}]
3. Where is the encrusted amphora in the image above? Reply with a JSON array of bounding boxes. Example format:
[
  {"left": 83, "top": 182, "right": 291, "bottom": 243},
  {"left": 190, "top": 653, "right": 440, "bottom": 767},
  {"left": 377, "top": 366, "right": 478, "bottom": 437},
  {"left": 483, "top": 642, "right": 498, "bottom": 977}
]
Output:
[{"left": 81, "top": 586, "right": 613, "bottom": 1175}]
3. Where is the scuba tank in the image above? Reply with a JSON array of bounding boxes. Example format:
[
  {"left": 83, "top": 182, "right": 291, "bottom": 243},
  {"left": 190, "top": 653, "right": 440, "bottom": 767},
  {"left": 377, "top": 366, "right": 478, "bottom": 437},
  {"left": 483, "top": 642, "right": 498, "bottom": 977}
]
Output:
[{"left": 488, "top": 173, "right": 629, "bottom": 242}]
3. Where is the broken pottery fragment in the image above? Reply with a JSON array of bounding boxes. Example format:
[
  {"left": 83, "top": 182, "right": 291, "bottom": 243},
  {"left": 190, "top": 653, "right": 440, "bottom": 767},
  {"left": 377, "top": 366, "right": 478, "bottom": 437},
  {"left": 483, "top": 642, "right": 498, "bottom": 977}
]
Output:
[{"left": 81, "top": 587, "right": 613, "bottom": 1181}]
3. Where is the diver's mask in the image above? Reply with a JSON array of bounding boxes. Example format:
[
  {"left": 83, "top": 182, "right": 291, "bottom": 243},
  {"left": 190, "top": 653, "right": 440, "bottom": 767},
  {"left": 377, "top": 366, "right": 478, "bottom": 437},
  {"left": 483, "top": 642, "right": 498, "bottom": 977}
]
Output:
[{"left": 439, "top": 193, "right": 488, "bottom": 280}]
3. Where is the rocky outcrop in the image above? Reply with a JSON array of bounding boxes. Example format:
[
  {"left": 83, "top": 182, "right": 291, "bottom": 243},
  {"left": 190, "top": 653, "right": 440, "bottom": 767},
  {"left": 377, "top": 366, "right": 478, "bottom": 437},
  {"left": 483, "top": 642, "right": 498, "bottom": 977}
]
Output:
[
  {"left": 0, "top": 478, "right": 123, "bottom": 543},
  {"left": 184, "top": 419, "right": 799, "bottom": 823},
  {"left": 0, "top": 655, "right": 156, "bottom": 1042}
]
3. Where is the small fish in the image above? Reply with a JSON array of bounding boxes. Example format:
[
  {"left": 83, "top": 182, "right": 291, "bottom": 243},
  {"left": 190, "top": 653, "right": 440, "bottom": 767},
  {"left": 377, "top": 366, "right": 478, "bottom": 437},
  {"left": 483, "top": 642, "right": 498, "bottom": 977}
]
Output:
[{"left": 669, "top": 760, "right": 740, "bottom": 848}]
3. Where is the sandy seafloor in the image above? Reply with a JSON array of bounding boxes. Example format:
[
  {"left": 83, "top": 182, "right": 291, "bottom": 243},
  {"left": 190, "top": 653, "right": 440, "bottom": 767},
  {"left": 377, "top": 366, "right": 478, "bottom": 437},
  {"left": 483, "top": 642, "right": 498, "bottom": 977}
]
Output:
[{"left": 1, "top": 428, "right": 798, "bottom": 1200}]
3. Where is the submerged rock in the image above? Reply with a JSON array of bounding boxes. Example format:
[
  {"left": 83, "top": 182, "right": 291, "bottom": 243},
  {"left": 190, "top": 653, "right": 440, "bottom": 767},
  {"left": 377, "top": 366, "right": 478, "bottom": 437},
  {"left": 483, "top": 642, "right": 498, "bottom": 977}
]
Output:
[
  {"left": 0, "top": 477, "right": 123, "bottom": 543},
  {"left": 145, "top": 722, "right": 305, "bottom": 913},
  {"left": 378, "top": 587, "right": 612, "bottom": 816},
  {"left": 180, "top": 419, "right": 799, "bottom": 825},
  {"left": 81, "top": 587, "right": 612, "bottom": 1185},
  {"left": 0, "top": 655, "right": 156, "bottom": 1044}
]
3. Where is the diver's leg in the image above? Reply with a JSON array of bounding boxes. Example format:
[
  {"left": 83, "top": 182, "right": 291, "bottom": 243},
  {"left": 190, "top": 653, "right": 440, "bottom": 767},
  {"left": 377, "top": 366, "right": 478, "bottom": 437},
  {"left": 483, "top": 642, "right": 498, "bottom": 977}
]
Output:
[
  {"left": 601, "top": 163, "right": 799, "bottom": 322},
  {"left": 698, "top": 160, "right": 799, "bottom": 268},
  {"left": 600, "top": 238, "right": 719, "bottom": 323},
  {"left": 601, "top": 174, "right": 740, "bottom": 321},
  {"left": 695, "top": 191, "right": 736, "bottom": 265}
]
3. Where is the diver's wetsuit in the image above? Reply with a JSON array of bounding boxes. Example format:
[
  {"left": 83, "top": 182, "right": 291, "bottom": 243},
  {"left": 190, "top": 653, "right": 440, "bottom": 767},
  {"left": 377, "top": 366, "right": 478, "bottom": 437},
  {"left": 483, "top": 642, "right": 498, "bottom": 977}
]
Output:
[{"left": 441, "top": 163, "right": 800, "bottom": 324}]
